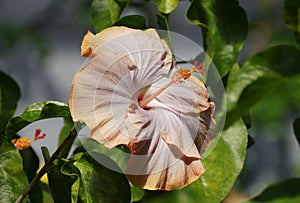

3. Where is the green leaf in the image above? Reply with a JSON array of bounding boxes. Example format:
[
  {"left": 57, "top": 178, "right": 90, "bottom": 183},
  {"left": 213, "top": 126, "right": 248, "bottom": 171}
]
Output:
[
  {"left": 226, "top": 64, "right": 266, "bottom": 113},
  {"left": 5, "top": 101, "right": 71, "bottom": 138},
  {"left": 154, "top": 0, "right": 179, "bottom": 14},
  {"left": 48, "top": 159, "right": 74, "bottom": 203},
  {"left": 41, "top": 146, "right": 51, "bottom": 162},
  {"left": 91, "top": 0, "right": 131, "bottom": 32},
  {"left": 40, "top": 182, "right": 54, "bottom": 203},
  {"left": 186, "top": 0, "right": 248, "bottom": 76},
  {"left": 74, "top": 152, "right": 131, "bottom": 203},
  {"left": 0, "top": 70, "right": 21, "bottom": 134},
  {"left": 225, "top": 45, "right": 300, "bottom": 128},
  {"left": 0, "top": 136, "right": 28, "bottom": 202},
  {"left": 226, "top": 73, "right": 285, "bottom": 128},
  {"left": 283, "top": 0, "right": 300, "bottom": 42},
  {"left": 141, "top": 119, "right": 248, "bottom": 203},
  {"left": 293, "top": 117, "right": 300, "bottom": 147},
  {"left": 113, "top": 15, "right": 147, "bottom": 29},
  {"left": 73, "top": 138, "right": 129, "bottom": 173},
  {"left": 58, "top": 117, "right": 75, "bottom": 146},
  {"left": 235, "top": 73, "right": 284, "bottom": 112},
  {"left": 246, "top": 178, "right": 300, "bottom": 203},
  {"left": 249, "top": 45, "right": 300, "bottom": 77},
  {"left": 130, "top": 183, "right": 144, "bottom": 202},
  {"left": 157, "top": 14, "right": 174, "bottom": 54},
  {"left": 73, "top": 139, "right": 141, "bottom": 201},
  {"left": 42, "top": 147, "right": 73, "bottom": 203},
  {"left": 58, "top": 117, "right": 75, "bottom": 158},
  {"left": 20, "top": 147, "right": 39, "bottom": 181},
  {"left": 61, "top": 159, "right": 81, "bottom": 203},
  {"left": 20, "top": 147, "right": 43, "bottom": 203},
  {"left": 184, "top": 119, "right": 248, "bottom": 202}
]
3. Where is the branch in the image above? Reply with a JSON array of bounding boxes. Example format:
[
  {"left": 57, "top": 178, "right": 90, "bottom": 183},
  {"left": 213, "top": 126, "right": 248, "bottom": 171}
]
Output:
[{"left": 15, "top": 128, "right": 77, "bottom": 203}]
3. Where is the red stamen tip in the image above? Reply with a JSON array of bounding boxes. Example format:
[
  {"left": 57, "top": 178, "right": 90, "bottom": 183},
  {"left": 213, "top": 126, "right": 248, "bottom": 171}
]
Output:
[
  {"left": 40, "top": 133, "right": 46, "bottom": 139},
  {"left": 35, "top": 129, "right": 41, "bottom": 137},
  {"left": 34, "top": 129, "right": 46, "bottom": 140},
  {"left": 192, "top": 61, "right": 205, "bottom": 75}
]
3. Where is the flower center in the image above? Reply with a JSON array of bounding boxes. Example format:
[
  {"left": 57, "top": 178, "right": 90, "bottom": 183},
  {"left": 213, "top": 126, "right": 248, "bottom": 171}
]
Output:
[{"left": 138, "top": 69, "right": 192, "bottom": 108}]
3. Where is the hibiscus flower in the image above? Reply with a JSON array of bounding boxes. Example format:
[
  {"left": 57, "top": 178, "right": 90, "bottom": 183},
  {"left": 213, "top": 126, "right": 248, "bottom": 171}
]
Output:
[{"left": 69, "top": 26, "right": 216, "bottom": 190}]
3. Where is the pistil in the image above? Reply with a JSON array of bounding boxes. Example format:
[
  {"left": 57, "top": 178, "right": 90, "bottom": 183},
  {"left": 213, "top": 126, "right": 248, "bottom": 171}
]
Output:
[{"left": 139, "top": 69, "right": 192, "bottom": 108}]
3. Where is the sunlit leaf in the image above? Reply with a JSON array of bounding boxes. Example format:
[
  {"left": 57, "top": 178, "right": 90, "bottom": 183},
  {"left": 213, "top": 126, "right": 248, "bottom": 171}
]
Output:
[
  {"left": 293, "top": 117, "right": 300, "bottom": 147},
  {"left": 113, "top": 15, "right": 147, "bottom": 29},
  {"left": 74, "top": 152, "right": 131, "bottom": 203},
  {"left": 141, "top": 119, "right": 248, "bottom": 203},
  {"left": 91, "top": 0, "right": 131, "bottom": 32},
  {"left": 185, "top": 119, "right": 248, "bottom": 202},
  {"left": 246, "top": 178, "right": 300, "bottom": 203},
  {"left": 283, "top": 0, "right": 300, "bottom": 42},
  {"left": 0, "top": 136, "right": 28, "bottom": 202},
  {"left": 154, "top": 0, "right": 179, "bottom": 14},
  {"left": 5, "top": 101, "right": 71, "bottom": 138},
  {"left": 130, "top": 184, "right": 144, "bottom": 202},
  {"left": 186, "top": 0, "right": 248, "bottom": 76},
  {"left": 0, "top": 70, "right": 20, "bottom": 134}
]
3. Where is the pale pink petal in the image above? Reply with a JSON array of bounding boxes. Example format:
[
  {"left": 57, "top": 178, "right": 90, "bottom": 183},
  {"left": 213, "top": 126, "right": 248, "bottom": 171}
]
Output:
[
  {"left": 141, "top": 73, "right": 216, "bottom": 154},
  {"left": 81, "top": 30, "right": 103, "bottom": 57},
  {"left": 71, "top": 28, "right": 174, "bottom": 148},
  {"left": 125, "top": 102, "right": 204, "bottom": 190},
  {"left": 196, "top": 102, "right": 216, "bottom": 154},
  {"left": 87, "top": 27, "right": 173, "bottom": 86},
  {"left": 123, "top": 71, "right": 216, "bottom": 189},
  {"left": 69, "top": 50, "right": 136, "bottom": 148},
  {"left": 81, "top": 27, "right": 136, "bottom": 58},
  {"left": 144, "top": 73, "right": 211, "bottom": 113},
  {"left": 71, "top": 27, "right": 217, "bottom": 191},
  {"left": 126, "top": 158, "right": 204, "bottom": 191}
]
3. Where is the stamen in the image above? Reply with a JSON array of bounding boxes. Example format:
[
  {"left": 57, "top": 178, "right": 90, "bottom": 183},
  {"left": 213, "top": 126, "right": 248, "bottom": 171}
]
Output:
[
  {"left": 191, "top": 61, "right": 206, "bottom": 75},
  {"left": 11, "top": 129, "right": 47, "bottom": 150},
  {"left": 139, "top": 69, "right": 192, "bottom": 108},
  {"left": 34, "top": 128, "right": 46, "bottom": 140},
  {"left": 175, "top": 69, "right": 191, "bottom": 80},
  {"left": 12, "top": 137, "right": 31, "bottom": 150}
]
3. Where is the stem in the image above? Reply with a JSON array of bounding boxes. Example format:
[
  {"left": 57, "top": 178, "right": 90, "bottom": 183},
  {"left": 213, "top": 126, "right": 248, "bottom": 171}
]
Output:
[
  {"left": 15, "top": 129, "right": 77, "bottom": 203},
  {"left": 161, "top": 12, "right": 169, "bottom": 21}
]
